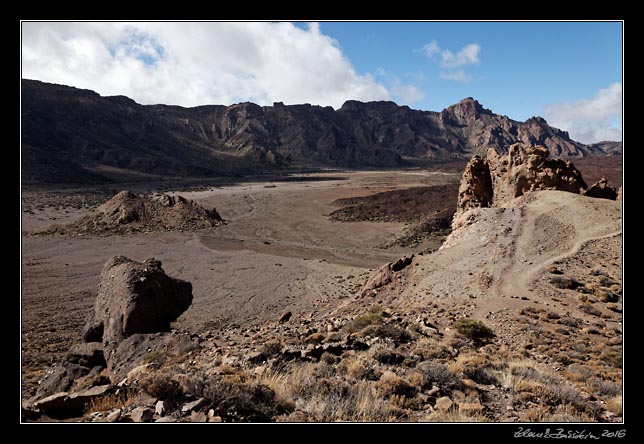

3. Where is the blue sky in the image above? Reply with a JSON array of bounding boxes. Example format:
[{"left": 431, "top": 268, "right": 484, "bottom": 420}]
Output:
[
  {"left": 21, "top": 21, "right": 622, "bottom": 143},
  {"left": 317, "top": 22, "right": 622, "bottom": 121}
]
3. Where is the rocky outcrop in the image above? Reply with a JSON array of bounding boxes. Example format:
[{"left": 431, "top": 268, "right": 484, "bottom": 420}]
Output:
[
  {"left": 31, "top": 256, "right": 197, "bottom": 412},
  {"left": 457, "top": 144, "right": 588, "bottom": 215},
  {"left": 456, "top": 156, "right": 493, "bottom": 213},
  {"left": 41, "top": 191, "right": 223, "bottom": 235},
  {"left": 584, "top": 178, "right": 618, "bottom": 200},
  {"left": 357, "top": 255, "right": 414, "bottom": 298},
  {"left": 22, "top": 79, "right": 610, "bottom": 185},
  {"left": 84, "top": 256, "right": 193, "bottom": 345}
]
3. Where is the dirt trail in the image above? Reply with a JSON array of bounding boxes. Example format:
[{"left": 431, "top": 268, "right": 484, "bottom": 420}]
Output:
[
  {"left": 477, "top": 192, "right": 623, "bottom": 316},
  {"left": 382, "top": 190, "right": 622, "bottom": 329}
]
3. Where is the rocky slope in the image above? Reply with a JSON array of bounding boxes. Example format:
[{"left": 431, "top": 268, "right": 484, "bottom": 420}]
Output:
[
  {"left": 22, "top": 79, "right": 617, "bottom": 184},
  {"left": 24, "top": 146, "right": 621, "bottom": 423}
]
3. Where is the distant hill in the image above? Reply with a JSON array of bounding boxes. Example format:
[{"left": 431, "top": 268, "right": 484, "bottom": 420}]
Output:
[
  {"left": 21, "top": 79, "right": 619, "bottom": 184},
  {"left": 587, "top": 141, "right": 623, "bottom": 156}
]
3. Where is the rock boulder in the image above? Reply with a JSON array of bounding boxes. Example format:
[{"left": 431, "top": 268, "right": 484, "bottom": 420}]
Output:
[
  {"left": 84, "top": 256, "right": 193, "bottom": 345},
  {"left": 584, "top": 178, "right": 618, "bottom": 200}
]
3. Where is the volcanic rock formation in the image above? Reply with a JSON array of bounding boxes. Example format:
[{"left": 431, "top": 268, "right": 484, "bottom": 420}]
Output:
[
  {"left": 456, "top": 144, "right": 588, "bottom": 216},
  {"left": 38, "top": 191, "right": 223, "bottom": 235},
  {"left": 22, "top": 80, "right": 618, "bottom": 184}
]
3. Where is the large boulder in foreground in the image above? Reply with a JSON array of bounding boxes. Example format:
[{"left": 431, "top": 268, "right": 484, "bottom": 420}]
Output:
[
  {"left": 84, "top": 256, "right": 193, "bottom": 345},
  {"left": 457, "top": 143, "right": 587, "bottom": 215}
]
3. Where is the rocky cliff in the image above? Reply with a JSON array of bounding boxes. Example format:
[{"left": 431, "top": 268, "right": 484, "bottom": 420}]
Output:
[{"left": 22, "top": 79, "right": 617, "bottom": 184}]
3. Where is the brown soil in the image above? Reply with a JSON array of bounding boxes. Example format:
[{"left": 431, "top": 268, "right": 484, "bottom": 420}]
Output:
[
  {"left": 329, "top": 184, "right": 458, "bottom": 223},
  {"left": 569, "top": 156, "right": 623, "bottom": 189}
]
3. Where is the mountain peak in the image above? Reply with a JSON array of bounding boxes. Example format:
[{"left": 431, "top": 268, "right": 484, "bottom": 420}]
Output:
[{"left": 446, "top": 97, "right": 490, "bottom": 119}]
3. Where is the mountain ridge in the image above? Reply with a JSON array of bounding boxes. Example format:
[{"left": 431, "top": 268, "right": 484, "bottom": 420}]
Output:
[{"left": 21, "top": 79, "right": 621, "bottom": 184}]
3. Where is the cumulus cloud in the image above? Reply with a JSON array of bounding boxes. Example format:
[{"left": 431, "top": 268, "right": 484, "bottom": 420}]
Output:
[
  {"left": 21, "top": 22, "right": 391, "bottom": 108},
  {"left": 375, "top": 68, "right": 426, "bottom": 105},
  {"left": 544, "top": 83, "right": 622, "bottom": 144},
  {"left": 420, "top": 40, "right": 480, "bottom": 83},
  {"left": 439, "top": 69, "right": 470, "bottom": 82}
]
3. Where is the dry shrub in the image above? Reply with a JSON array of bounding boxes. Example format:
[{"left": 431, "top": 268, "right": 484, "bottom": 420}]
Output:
[
  {"left": 449, "top": 353, "right": 500, "bottom": 386},
  {"left": 412, "top": 338, "right": 452, "bottom": 361},
  {"left": 260, "top": 340, "right": 283, "bottom": 357},
  {"left": 361, "top": 323, "right": 412, "bottom": 343},
  {"left": 203, "top": 377, "right": 293, "bottom": 422},
  {"left": 600, "top": 348, "right": 622, "bottom": 368},
  {"left": 550, "top": 275, "right": 583, "bottom": 290},
  {"left": 370, "top": 344, "right": 407, "bottom": 365},
  {"left": 424, "top": 409, "right": 490, "bottom": 422},
  {"left": 605, "top": 395, "right": 622, "bottom": 416},
  {"left": 304, "top": 333, "right": 325, "bottom": 344},
  {"left": 417, "top": 360, "right": 462, "bottom": 390},
  {"left": 376, "top": 375, "right": 418, "bottom": 398},
  {"left": 84, "top": 391, "right": 133, "bottom": 415},
  {"left": 579, "top": 302, "right": 602, "bottom": 317},
  {"left": 338, "top": 355, "right": 378, "bottom": 381},
  {"left": 453, "top": 318, "right": 494, "bottom": 345},
  {"left": 140, "top": 372, "right": 183, "bottom": 400},
  {"left": 345, "top": 306, "right": 384, "bottom": 333}
]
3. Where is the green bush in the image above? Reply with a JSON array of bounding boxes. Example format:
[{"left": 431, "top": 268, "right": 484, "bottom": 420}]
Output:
[
  {"left": 453, "top": 318, "right": 495, "bottom": 345},
  {"left": 346, "top": 306, "right": 384, "bottom": 333}
]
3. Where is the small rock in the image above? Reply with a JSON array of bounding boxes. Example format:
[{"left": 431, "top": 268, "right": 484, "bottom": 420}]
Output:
[
  {"left": 155, "top": 416, "right": 176, "bottom": 422},
  {"left": 130, "top": 406, "right": 154, "bottom": 423},
  {"left": 279, "top": 311, "right": 292, "bottom": 324},
  {"left": 434, "top": 396, "right": 453, "bottom": 411},
  {"left": 190, "top": 411, "right": 207, "bottom": 422},
  {"left": 155, "top": 400, "right": 173, "bottom": 416},
  {"left": 181, "top": 397, "right": 209, "bottom": 413},
  {"left": 105, "top": 408, "right": 122, "bottom": 423}
]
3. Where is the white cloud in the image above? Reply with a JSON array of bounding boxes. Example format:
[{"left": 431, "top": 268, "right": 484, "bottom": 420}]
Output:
[
  {"left": 420, "top": 40, "right": 480, "bottom": 82},
  {"left": 438, "top": 43, "right": 480, "bottom": 68},
  {"left": 439, "top": 69, "right": 470, "bottom": 83},
  {"left": 375, "top": 68, "right": 426, "bottom": 105},
  {"left": 391, "top": 82, "right": 426, "bottom": 104},
  {"left": 421, "top": 41, "right": 440, "bottom": 58},
  {"left": 544, "top": 83, "right": 622, "bottom": 144},
  {"left": 21, "top": 22, "right": 391, "bottom": 108}
]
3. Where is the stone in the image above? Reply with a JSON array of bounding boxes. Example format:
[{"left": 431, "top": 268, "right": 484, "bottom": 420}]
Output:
[
  {"left": 181, "top": 397, "right": 209, "bottom": 414},
  {"left": 32, "top": 385, "right": 112, "bottom": 418},
  {"left": 155, "top": 416, "right": 176, "bottom": 423},
  {"left": 278, "top": 311, "right": 292, "bottom": 324},
  {"left": 457, "top": 155, "right": 493, "bottom": 213},
  {"left": 584, "top": 178, "right": 618, "bottom": 200},
  {"left": 32, "top": 392, "right": 68, "bottom": 414},
  {"left": 246, "top": 351, "right": 266, "bottom": 364},
  {"left": 434, "top": 396, "right": 453, "bottom": 411},
  {"left": 357, "top": 255, "right": 413, "bottom": 298},
  {"left": 190, "top": 411, "right": 208, "bottom": 422},
  {"left": 130, "top": 406, "right": 155, "bottom": 423},
  {"left": 155, "top": 400, "right": 173, "bottom": 416},
  {"left": 84, "top": 256, "right": 193, "bottom": 345},
  {"left": 105, "top": 408, "right": 122, "bottom": 423}
]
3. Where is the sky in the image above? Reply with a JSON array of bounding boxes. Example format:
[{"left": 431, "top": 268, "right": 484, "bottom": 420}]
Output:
[{"left": 21, "top": 21, "right": 622, "bottom": 144}]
